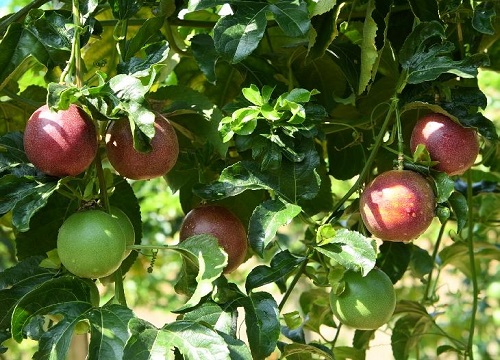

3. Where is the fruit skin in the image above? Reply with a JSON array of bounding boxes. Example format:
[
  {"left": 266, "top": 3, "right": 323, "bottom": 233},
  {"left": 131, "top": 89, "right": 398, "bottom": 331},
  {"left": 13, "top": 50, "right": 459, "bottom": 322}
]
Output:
[
  {"left": 105, "top": 116, "right": 179, "bottom": 180},
  {"left": 410, "top": 113, "right": 479, "bottom": 176},
  {"left": 57, "top": 210, "right": 126, "bottom": 278},
  {"left": 179, "top": 205, "right": 248, "bottom": 273},
  {"left": 330, "top": 268, "right": 396, "bottom": 330},
  {"left": 360, "top": 170, "right": 435, "bottom": 241},
  {"left": 23, "top": 104, "right": 98, "bottom": 177},
  {"left": 109, "top": 206, "right": 135, "bottom": 260}
]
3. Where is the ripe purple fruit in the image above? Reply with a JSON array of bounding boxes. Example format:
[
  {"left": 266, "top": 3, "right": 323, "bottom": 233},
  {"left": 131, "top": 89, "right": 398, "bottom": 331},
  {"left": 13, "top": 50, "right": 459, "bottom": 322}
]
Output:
[{"left": 23, "top": 104, "right": 98, "bottom": 177}]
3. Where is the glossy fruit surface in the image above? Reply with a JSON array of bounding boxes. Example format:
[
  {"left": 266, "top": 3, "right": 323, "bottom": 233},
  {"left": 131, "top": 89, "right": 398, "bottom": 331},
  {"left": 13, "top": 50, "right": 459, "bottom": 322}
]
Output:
[
  {"left": 410, "top": 113, "right": 479, "bottom": 176},
  {"left": 330, "top": 268, "right": 396, "bottom": 330},
  {"left": 105, "top": 117, "right": 179, "bottom": 180},
  {"left": 57, "top": 210, "right": 126, "bottom": 278},
  {"left": 360, "top": 170, "right": 435, "bottom": 241},
  {"left": 110, "top": 206, "right": 135, "bottom": 260},
  {"left": 179, "top": 205, "right": 248, "bottom": 273},
  {"left": 23, "top": 104, "right": 98, "bottom": 177}
]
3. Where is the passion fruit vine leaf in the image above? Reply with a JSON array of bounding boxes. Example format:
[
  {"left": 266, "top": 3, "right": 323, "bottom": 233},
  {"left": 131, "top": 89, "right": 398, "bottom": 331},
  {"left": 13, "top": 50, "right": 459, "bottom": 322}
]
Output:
[
  {"left": 124, "top": 318, "right": 231, "bottom": 360},
  {"left": 248, "top": 199, "right": 302, "bottom": 256},
  {"left": 245, "top": 250, "right": 306, "bottom": 293},
  {"left": 10, "top": 276, "right": 99, "bottom": 342},
  {"left": 173, "top": 234, "right": 227, "bottom": 312},
  {"left": 315, "top": 228, "right": 377, "bottom": 276}
]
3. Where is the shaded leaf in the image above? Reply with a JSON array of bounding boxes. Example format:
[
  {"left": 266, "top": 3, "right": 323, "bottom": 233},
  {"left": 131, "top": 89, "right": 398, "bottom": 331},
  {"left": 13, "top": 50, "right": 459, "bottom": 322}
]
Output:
[
  {"left": 391, "top": 313, "right": 434, "bottom": 360},
  {"left": 409, "top": 244, "right": 433, "bottom": 279},
  {"left": 282, "top": 342, "right": 334, "bottom": 360},
  {"left": 408, "top": 0, "right": 439, "bottom": 22},
  {"left": 245, "top": 250, "right": 305, "bottom": 292},
  {"left": 268, "top": 1, "right": 310, "bottom": 37},
  {"left": 448, "top": 191, "right": 468, "bottom": 233},
  {"left": 192, "top": 34, "right": 219, "bottom": 84},
  {"left": 376, "top": 242, "right": 411, "bottom": 284},
  {"left": 438, "top": 241, "right": 500, "bottom": 277}
]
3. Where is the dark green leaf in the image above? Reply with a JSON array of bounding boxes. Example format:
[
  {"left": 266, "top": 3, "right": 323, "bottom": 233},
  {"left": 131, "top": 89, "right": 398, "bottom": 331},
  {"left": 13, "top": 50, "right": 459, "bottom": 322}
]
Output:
[
  {"left": 448, "top": 191, "right": 468, "bottom": 233},
  {"left": 217, "top": 331, "right": 253, "bottom": 360},
  {"left": 87, "top": 304, "right": 135, "bottom": 360},
  {"left": 409, "top": 244, "right": 433, "bottom": 279},
  {"left": 0, "top": 132, "right": 30, "bottom": 174},
  {"left": 472, "top": 2, "right": 496, "bottom": 35},
  {"left": 353, "top": 329, "right": 375, "bottom": 350},
  {"left": 213, "top": 4, "right": 268, "bottom": 63},
  {"left": 11, "top": 276, "right": 98, "bottom": 341},
  {"left": 392, "top": 314, "right": 433, "bottom": 360},
  {"left": 248, "top": 198, "right": 302, "bottom": 256},
  {"left": 118, "top": 42, "right": 170, "bottom": 76},
  {"left": 308, "top": 7, "right": 339, "bottom": 60},
  {"left": 299, "top": 288, "right": 335, "bottom": 333},
  {"left": 315, "top": 227, "right": 377, "bottom": 276},
  {"left": 437, "top": 345, "right": 462, "bottom": 356},
  {"left": 188, "top": 0, "right": 226, "bottom": 11},
  {"left": 327, "top": 130, "right": 367, "bottom": 180},
  {"left": 241, "top": 292, "right": 280, "bottom": 359},
  {"left": 333, "top": 346, "right": 366, "bottom": 360},
  {"left": 15, "top": 192, "right": 78, "bottom": 259},
  {"left": 245, "top": 250, "right": 305, "bottom": 292},
  {"left": 268, "top": 1, "right": 310, "bottom": 37},
  {"left": 0, "top": 176, "right": 59, "bottom": 232},
  {"left": 192, "top": 34, "right": 219, "bottom": 84},
  {"left": 399, "top": 21, "right": 446, "bottom": 68},
  {"left": 376, "top": 242, "right": 411, "bottom": 284},
  {"left": 408, "top": 0, "right": 439, "bottom": 22}
]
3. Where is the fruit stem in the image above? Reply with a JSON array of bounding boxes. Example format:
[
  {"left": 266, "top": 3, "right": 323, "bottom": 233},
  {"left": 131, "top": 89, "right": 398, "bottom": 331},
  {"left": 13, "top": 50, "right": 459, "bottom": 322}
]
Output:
[
  {"left": 331, "top": 323, "right": 342, "bottom": 347},
  {"left": 395, "top": 104, "right": 404, "bottom": 170},
  {"left": 465, "top": 170, "right": 478, "bottom": 360},
  {"left": 423, "top": 220, "right": 447, "bottom": 303},
  {"left": 113, "top": 266, "right": 127, "bottom": 307},
  {"left": 94, "top": 148, "right": 111, "bottom": 212},
  {"left": 324, "top": 97, "right": 398, "bottom": 224},
  {"left": 72, "top": 0, "right": 83, "bottom": 88},
  {"left": 278, "top": 248, "right": 311, "bottom": 311}
]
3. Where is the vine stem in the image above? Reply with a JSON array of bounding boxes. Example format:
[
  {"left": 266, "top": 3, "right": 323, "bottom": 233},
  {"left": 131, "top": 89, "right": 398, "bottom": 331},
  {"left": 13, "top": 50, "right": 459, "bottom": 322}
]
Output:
[
  {"left": 465, "top": 170, "right": 478, "bottom": 360},
  {"left": 324, "top": 97, "right": 398, "bottom": 224},
  {"left": 72, "top": 0, "right": 83, "bottom": 88},
  {"left": 395, "top": 104, "right": 404, "bottom": 170},
  {"left": 423, "top": 220, "right": 447, "bottom": 303},
  {"left": 278, "top": 248, "right": 312, "bottom": 311}
]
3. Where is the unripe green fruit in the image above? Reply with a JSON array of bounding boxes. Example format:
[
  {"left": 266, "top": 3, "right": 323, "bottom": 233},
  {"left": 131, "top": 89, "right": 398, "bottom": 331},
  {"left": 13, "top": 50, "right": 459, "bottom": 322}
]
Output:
[
  {"left": 410, "top": 113, "right": 479, "bottom": 176},
  {"left": 110, "top": 206, "right": 135, "bottom": 260},
  {"left": 57, "top": 210, "right": 126, "bottom": 278},
  {"left": 360, "top": 170, "right": 435, "bottom": 242},
  {"left": 330, "top": 268, "right": 396, "bottom": 330},
  {"left": 23, "top": 104, "right": 98, "bottom": 177},
  {"left": 105, "top": 117, "right": 179, "bottom": 180}
]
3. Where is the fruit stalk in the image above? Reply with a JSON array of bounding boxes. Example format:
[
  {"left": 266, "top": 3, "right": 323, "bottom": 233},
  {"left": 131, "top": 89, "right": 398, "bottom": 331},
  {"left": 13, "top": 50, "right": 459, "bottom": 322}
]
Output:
[
  {"left": 72, "top": 0, "right": 83, "bottom": 88},
  {"left": 466, "top": 170, "right": 478, "bottom": 360}
]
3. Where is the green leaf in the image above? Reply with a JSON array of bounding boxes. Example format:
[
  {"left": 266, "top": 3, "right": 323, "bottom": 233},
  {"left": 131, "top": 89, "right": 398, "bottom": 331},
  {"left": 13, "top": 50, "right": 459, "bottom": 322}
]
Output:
[
  {"left": 118, "top": 41, "right": 170, "bottom": 77},
  {"left": 0, "top": 132, "right": 30, "bottom": 174},
  {"left": 86, "top": 304, "right": 135, "bottom": 360},
  {"left": 245, "top": 250, "right": 305, "bottom": 292},
  {"left": 124, "top": 17, "right": 165, "bottom": 60},
  {"left": 183, "top": 301, "right": 235, "bottom": 334},
  {"left": 192, "top": 34, "right": 219, "bottom": 84},
  {"left": 109, "top": 0, "right": 142, "bottom": 19},
  {"left": 217, "top": 331, "right": 253, "bottom": 360},
  {"left": 240, "top": 292, "right": 280, "bottom": 359},
  {"left": 173, "top": 234, "right": 227, "bottom": 311},
  {"left": 248, "top": 198, "right": 302, "bottom": 256},
  {"left": 0, "top": 11, "right": 73, "bottom": 88},
  {"left": 11, "top": 276, "right": 98, "bottom": 342},
  {"left": 333, "top": 346, "right": 366, "bottom": 360},
  {"left": 299, "top": 288, "right": 335, "bottom": 333},
  {"left": 242, "top": 84, "right": 264, "bottom": 106},
  {"left": 438, "top": 241, "right": 500, "bottom": 277},
  {"left": 315, "top": 227, "right": 377, "bottom": 276},
  {"left": 308, "top": 6, "right": 340, "bottom": 60},
  {"left": 432, "top": 171, "right": 455, "bottom": 203},
  {"left": 0, "top": 175, "right": 59, "bottom": 232},
  {"left": 376, "top": 242, "right": 411, "bottom": 284},
  {"left": 409, "top": 244, "right": 433, "bottom": 279},
  {"left": 282, "top": 343, "right": 334, "bottom": 359},
  {"left": 399, "top": 21, "right": 446, "bottom": 68},
  {"left": 391, "top": 313, "right": 434, "bottom": 360},
  {"left": 213, "top": 4, "right": 268, "bottom": 63},
  {"left": 358, "top": 0, "right": 378, "bottom": 94},
  {"left": 448, "top": 191, "right": 468, "bottom": 233},
  {"left": 268, "top": 1, "right": 310, "bottom": 37},
  {"left": 309, "top": 0, "right": 338, "bottom": 17},
  {"left": 15, "top": 192, "right": 78, "bottom": 259},
  {"left": 124, "top": 319, "right": 231, "bottom": 360}
]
